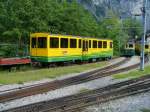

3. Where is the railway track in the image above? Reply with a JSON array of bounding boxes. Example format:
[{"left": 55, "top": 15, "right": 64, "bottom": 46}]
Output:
[
  {"left": 0, "top": 58, "right": 130, "bottom": 103},
  {"left": 0, "top": 57, "right": 125, "bottom": 94},
  {"left": 0, "top": 57, "right": 146, "bottom": 104},
  {"left": 4, "top": 74, "right": 150, "bottom": 112}
]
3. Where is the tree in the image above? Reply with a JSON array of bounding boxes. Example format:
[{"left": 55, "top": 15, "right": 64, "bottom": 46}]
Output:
[
  {"left": 97, "top": 11, "right": 126, "bottom": 55},
  {"left": 0, "top": 0, "right": 101, "bottom": 44},
  {"left": 123, "top": 18, "right": 142, "bottom": 39}
]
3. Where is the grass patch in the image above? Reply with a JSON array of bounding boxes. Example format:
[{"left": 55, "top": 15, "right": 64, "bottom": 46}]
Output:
[
  {"left": 113, "top": 65, "right": 150, "bottom": 79},
  {"left": 0, "top": 61, "right": 108, "bottom": 84},
  {"left": 78, "top": 88, "right": 90, "bottom": 93},
  {"left": 141, "top": 109, "right": 150, "bottom": 112}
]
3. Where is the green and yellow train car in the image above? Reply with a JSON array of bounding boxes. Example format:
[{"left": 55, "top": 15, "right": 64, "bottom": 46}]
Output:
[
  {"left": 135, "top": 41, "right": 150, "bottom": 55},
  {"left": 30, "top": 33, "right": 113, "bottom": 64},
  {"left": 123, "top": 41, "right": 135, "bottom": 57}
]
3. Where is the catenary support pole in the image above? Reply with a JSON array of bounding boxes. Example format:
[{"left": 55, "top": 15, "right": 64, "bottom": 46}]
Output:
[{"left": 140, "top": 0, "right": 147, "bottom": 71}]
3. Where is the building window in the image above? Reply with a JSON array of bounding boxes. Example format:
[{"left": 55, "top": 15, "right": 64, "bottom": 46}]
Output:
[
  {"left": 50, "top": 37, "right": 59, "bottom": 48},
  {"left": 79, "top": 39, "right": 81, "bottom": 48},
  {"left": 103, "top": 41, "right": 107, "bottom": 48},
  {"left": 38, "top": 37, "right": 47, "bottom": 48},
  {"left": 98, "top": 41, "right": 102, "bottom": 48},
  {"left": 93, "top": 40, "right": 97, "bottom": 48},
  {"left": 61, "top": 38, "right": 68, "bottom": 48},
  {"left": 110, "top": 42, "right": 113, "bottom": 48},
  {"left": 32, "top": 38, "right": 36, "bottom": 48},
  {"left": 89, "top": 40, "right": 91, "bottom": 48},
  {"left": 70, "top": 39, "right": 77, "bottom": 48}
]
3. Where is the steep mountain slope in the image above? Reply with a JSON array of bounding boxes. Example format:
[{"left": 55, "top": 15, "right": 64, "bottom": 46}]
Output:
[
  {"left": 78, "top": 0, "right": 143, "bottom": 19},
  {"left": 78, "top": 0, "right": 150, "bottom": 30}
]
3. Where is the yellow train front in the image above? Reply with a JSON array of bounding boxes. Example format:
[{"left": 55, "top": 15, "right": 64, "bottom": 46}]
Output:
[
  {"left": 30, "top": 33, "right": 113, "bottom": 65},
  {"left": 135, "top": 41, "right": 150, "bottom": 55}
]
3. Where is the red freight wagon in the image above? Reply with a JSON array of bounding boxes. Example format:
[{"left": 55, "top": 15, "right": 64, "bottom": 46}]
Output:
[{"left": 0, "top": 57, "right": 31, "bottom": 66}]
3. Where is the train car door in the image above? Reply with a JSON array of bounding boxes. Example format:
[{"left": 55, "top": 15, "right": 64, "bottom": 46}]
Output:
[
  {"left": 82, "top": 39, "right": 88, "bottom": 60},
  {"left": 30, "top": 37, "right": 37, "bottom": 56}
]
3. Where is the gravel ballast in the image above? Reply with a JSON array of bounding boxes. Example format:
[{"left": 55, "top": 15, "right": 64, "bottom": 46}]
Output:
[{"left": 83, "top": 91, "right": 150, "bottom": 112}]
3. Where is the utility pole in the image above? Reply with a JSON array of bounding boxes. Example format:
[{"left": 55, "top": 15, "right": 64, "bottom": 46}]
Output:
[
  {"left": 119, "top": 16, "right": 123, "bottom": 56},
  {"left": 140, "top": 0, "right": 147, "bottom": 71}
]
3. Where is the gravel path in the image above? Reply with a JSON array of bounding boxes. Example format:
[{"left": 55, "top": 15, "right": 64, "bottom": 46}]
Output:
[
  {"left": 83, "top": 91, "right": 150, "bottom": 112},
  {"left": 113, "top": 56, "right": 140, "bottom": 70}
]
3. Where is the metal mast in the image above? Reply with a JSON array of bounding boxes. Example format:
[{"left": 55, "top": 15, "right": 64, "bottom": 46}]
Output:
[{"left": 140, "top": 0, "right": 148, "bottom": 71}]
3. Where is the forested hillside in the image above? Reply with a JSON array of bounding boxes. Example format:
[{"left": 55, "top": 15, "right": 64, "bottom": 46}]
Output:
[
  {"left": 0, "top": 0, "right": 100, "bottom": 42},
  {"left": 0, "top": 0, "right": 142, "bottom": 55}
]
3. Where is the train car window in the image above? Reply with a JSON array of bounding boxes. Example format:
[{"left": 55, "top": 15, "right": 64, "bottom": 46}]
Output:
[
  {"left": 79, "top": 39, "right": 81, "bottom": 48},
  {"left": 110, "top": 42, "right": 113, "bottom": 48},
  {"left": 98, "top": 41, "right": 102, "bottom": 48},
  {"left": 145, "top": 45, "right": 149, "bottom": 49},
  {"left": 103, "top": 41, "right": 107, "bottom": 48},
  {"left": 129, "top": 44, "right": 133, "bottom": 48},
  {"left": 89, "top": 40, "right": 91, "bottom": 48},
  {"left": 32, "top": 38, "right": 36, "bottom": 48},
  {"left": 61, "top": 38, "right": 68, "bottom": 48},
  {"left": 70, "top": 39, "right": 76, "bottom": 48},
  {"left": 93, "top": 40, "right": 97, "bottom": 48},
  {"left": 50, "top": 37, "right": 59, "bottom": 48},
  {"left": 38, "top": 37, "right": 47, "bottom": 48}
]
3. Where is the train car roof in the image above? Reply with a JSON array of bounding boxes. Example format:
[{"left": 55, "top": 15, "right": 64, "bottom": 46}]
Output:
[
  {"left": 136, "top": 41, "right": 150, "bottom": 44},
  {"left": 30, "top": 33, "right": 113, "bottom": 41},
  {"left": 127, "top": 42, "right": 134, "bottom": 44}
]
